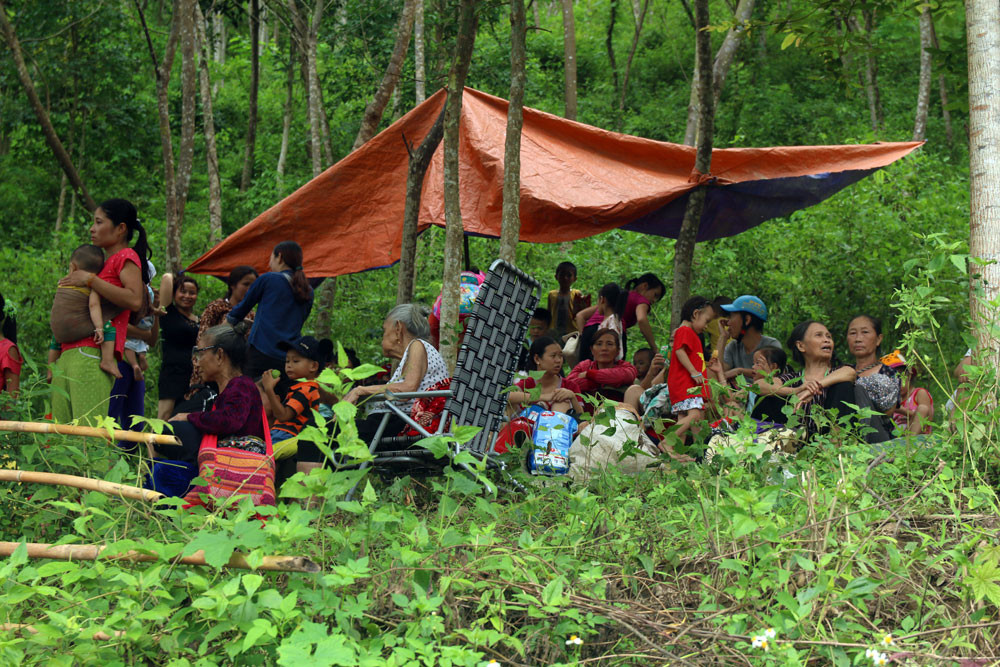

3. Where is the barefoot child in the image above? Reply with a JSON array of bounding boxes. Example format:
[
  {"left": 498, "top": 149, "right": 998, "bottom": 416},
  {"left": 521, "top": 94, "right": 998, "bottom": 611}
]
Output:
[
  {"left": 260, "top": 335, "right": 333, "bottom": 475},
  {"left": 666, "top": 295, "right": 715, "bottom": 445},
  {"left": 48, "top": 244, "right": 120, "bottom": 379}
]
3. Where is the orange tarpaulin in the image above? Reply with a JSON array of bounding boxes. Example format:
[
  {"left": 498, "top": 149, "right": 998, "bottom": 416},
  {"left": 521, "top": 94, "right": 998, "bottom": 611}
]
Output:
[{"left": 186, "top": 87, "right": 921, "bottom": 278}]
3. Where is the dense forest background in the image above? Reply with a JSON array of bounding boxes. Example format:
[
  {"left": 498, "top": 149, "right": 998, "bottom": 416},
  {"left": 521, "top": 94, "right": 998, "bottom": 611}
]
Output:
[{"left": 0, "top": 0, "right": 972, "bottom": 387}]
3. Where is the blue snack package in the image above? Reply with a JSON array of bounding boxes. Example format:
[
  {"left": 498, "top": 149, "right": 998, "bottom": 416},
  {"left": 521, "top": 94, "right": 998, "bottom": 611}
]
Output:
[{"left": 525, "top": 409, "right": 578, "bottom": 476}]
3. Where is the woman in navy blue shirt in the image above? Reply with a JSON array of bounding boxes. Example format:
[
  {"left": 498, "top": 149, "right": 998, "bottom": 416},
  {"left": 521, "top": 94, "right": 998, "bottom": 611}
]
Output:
[{"left": 228, "top": 241, "right": 313, "bottom": 381}]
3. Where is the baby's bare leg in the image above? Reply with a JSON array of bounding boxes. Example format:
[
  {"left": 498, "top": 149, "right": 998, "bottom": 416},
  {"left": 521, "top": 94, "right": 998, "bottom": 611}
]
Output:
[{"left": 100, "top": 341, "right": 122, "bottom": 379}]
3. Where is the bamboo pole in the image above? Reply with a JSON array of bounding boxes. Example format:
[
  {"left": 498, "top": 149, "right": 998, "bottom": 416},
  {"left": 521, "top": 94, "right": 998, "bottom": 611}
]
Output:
[
  {"left": 0, "top": 542, "right": 322, "bottom": 573},
  {"left": 0, "top": 623, "right": 125, "bottom": 641},
  {"left": 0, "top": 469, "right": 164, "bottom": 502},
  {"left": 0, "top": 420, "right": 181, "bottom": 446}
]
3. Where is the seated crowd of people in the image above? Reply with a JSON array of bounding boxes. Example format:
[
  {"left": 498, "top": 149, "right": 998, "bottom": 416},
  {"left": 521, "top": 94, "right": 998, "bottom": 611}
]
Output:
[
  {"left": 0, "top": 201, "right": 966, "bottom": 503},
  {"left": 509, "top": 263, "right": 942, "bottom": 461}
]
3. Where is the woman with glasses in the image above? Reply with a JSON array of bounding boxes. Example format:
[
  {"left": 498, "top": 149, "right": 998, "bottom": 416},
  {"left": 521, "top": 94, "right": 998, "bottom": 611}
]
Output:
[{"left": 155, "top": 325, "right": 264, "bottom": 464}]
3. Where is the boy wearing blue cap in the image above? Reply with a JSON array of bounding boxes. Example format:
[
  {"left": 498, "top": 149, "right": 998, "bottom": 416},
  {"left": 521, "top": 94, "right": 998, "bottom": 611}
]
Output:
[{"left": 716, "top": 295, "right": 782, "bottom": 382}]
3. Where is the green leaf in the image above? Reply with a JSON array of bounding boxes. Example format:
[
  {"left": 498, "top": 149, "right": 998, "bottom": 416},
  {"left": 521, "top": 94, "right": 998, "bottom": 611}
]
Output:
[
  {"left": 731, "top": 513, "right": 758, "bottom": 539},
  {"left": 781, "top": 32, "right": 797, "bottom": 50},
  {"left": 541, "top": 576, "right": 566, "bottom": 606},
  {"left": 242, "top": 574, "right": 264, "bottom": 597},
  {"left": 184, "top": 532, "right": 236, "bottom": 569},
  {"left": 637, "top": 553, "right": 655, "bottom": 578}
]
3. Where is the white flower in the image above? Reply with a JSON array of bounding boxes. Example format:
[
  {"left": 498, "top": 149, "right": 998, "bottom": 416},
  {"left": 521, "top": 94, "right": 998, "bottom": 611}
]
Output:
[
  {"left": 868, "top": 649, "right": 888, "bottom": 666},
  {"left": 565, "top": 635, "right": 583, "bottom": 646},
  {"left": 485, "top": 661, "right": 500, "bottom": 667},
  {"left": 880, "top": 633, "right": 895, "bottom": 647},
  {"left": 750, "top": 628, "right": 776, "bottom": 651}
]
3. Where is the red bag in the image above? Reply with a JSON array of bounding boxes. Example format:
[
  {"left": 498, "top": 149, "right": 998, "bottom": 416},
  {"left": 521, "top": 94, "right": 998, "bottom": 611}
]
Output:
[
  {"left": 184, "top": 413, "right": 276, "bottom": 508},
  {"left": 492, "top": 418, "right": 534, "bottom": 454}
]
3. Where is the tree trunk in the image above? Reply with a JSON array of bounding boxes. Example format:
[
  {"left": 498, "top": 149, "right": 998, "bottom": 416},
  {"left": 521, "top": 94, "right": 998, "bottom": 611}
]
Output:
[
  {"left": 440, "top": 0, "right": 479, "bottom": 371},
  {"left": 140, "top": 0, "right": 181, "bottom": 269},
  {"left": 211, "top": 9, "right": 225, "bottom": 95},
  {"left": 353, "top": 0, "right": 417, "bottom": 150},
  {"left": 277, "top": 35, "right": 295, "bottom": 185},
  {"left": 683, "top": 0, "right": 753, "bottom": 145},
  {"left": 414, "top": 0, "right": 426, "bottom": 103},
  {"left": 849, "top": 11, "right": 883, "bottom": 135},
  {"left": 606, "top": 0, "right": 620, "bottom": 102},
  {"left": 56, "top": 172, "right": 69, "bottom": 232},
  {"left": 241, "top": 0, "right": 260, "bottom": 191},
  {"left": 305, "top": 37, "right": 323, "bottom": 175},
  {"left": 0, "top": 0, "right": 97, "bottom": 212},
  {"left": 499, "top": 0, "right": 527, "bottom": 265},
  {"left": 170, "top": 0, "right": 198, "bottom": 273},
  {"left": 930, "top": 17, "right": 954, "bottom": 146},
  {"left": 912, "top": 5, "right": 932, "bottom": 142},
  {"left": 288, "top": 0, "right": 327, "bottom": 177},
  {"left": 532, "top": 0, "right": 540, "bottom": 27},
  {"left": 397, "top": 107, "right": 447, "bottom": 305},
  {"left": 671, "top": 0, "right": 714, "bottom": 327},
  {"left": 966, "top": 0, "right": 1000, "bottom": 359},
  {"left": 195, "top": 2, "right": 223, "bottom": 244},
  {"left": 561, "top": 0, "right": 577, "bottom": 120},
  {"left": 617, "top": 0, "right": 650, "bottom": 131}
]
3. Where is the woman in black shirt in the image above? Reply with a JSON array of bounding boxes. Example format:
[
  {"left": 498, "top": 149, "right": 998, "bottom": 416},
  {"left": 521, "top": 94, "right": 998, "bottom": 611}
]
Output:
[{"left": 156, "top": 273, "right": 200, "bottom": 419}]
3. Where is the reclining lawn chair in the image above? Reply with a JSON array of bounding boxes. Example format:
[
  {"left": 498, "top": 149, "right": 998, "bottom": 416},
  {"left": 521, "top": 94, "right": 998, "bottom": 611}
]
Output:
[{"left": 347, "top": 259, "right": 540, "bottom": 497}]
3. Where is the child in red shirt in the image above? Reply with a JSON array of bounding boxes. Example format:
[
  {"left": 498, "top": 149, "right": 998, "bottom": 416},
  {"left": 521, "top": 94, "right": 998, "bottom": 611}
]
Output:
[{"left": 667, "top": 295, "right": 715, "bottom": 443}]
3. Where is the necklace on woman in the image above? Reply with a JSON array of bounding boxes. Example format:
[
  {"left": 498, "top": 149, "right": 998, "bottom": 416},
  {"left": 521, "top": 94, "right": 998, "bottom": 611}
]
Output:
[{"left": 856, "top": 361, "right": 881, "bottom": 374}]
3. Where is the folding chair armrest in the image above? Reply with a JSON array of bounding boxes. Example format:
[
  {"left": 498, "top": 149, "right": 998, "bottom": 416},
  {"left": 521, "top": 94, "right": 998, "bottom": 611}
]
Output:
[{"left": 383, "top": 389, "right": 453, "bottom": 401}]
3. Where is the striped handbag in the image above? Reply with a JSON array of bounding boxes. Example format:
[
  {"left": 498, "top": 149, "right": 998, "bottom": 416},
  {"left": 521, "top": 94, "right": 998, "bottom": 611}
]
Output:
[{"left": 184, "top": 413, "right": 276, "bottom": 508}]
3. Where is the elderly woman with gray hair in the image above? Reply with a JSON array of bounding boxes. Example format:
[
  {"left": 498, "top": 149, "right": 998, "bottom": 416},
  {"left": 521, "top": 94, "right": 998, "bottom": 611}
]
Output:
[{"left": 298, "top": 304, "right": 450, "bottom": 464}]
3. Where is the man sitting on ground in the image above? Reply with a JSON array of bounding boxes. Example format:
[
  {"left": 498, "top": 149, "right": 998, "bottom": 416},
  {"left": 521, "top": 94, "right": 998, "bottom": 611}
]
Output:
[{"left": 716, "top": 295, "right": 782, "bottom": 384}]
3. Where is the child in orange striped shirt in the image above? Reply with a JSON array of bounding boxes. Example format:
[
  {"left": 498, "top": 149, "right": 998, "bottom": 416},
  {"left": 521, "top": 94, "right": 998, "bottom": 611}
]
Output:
[{"left": 261, "top": 336, "right": 333, "bottom": 464}]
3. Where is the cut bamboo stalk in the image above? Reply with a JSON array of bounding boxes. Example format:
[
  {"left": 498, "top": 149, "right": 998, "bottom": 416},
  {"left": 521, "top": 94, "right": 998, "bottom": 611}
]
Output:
[
  {"left": 0, "top": 420, "right": 181, "bottom": 446},
  {"left": 0, "top": 541, "right": 321, "bottom": 573},
  {"left": 0, "top": 469, "right": 164, "bottom": 502},
  {"left": 0, "top": 623, "right": 125, "bottom": 641}
]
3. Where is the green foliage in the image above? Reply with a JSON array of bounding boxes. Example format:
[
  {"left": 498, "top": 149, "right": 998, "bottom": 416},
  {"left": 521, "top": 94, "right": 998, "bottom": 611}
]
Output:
[{"left": 0, "top": 1, "right": 990, "bottom": 662}]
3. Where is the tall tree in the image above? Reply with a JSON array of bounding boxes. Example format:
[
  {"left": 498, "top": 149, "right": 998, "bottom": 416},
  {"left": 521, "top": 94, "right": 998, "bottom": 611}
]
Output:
[
  {"left": 499, "top": 0, "right": 527, "bottom": 265},
  {"left": 169, "top": 0, "right": 199, "bottom": 272},
  {"left": 414, "top": 0, "right": 426, "bottom": 103},
  {"left": 671, "top": 0, "right": 714, "bottom": 327},
  {"left": 616, "top": 0, "right": 650, "bottom": 131},
  {"left": 848, "top": 11, "right": 883, "bottom": 135},
  {"left": 929, "top": 18, "right": 954, "bottom": 146},
  {"left": 241, "top": 0, "right": 261, "bottom": 191},
  {"left": 0, "top": 0, "right": 97, "bottom": 212},
  {"left": 966, "top": 0, "right": 1000, "bottom": 357},
  {"left": 561, "top": 0, "right": 576, "bottom": 120},
  {"left": 606, "top": 0, "right": 619, "bottom": 101},
  {"left": 912, "top": 4, "right": 932, "bottom": 142},
  {"left": 276, "top": 35, "right": 295, "bottom": 185},
  {"left": 195, "top": 2, "right": 223, "bottom": 243},
  {"left": 683, "top": 0, "right": 753, "bottom": 146},
  {"left": 397, "top": 108, "right": 446, "bottom": 305},
  {"left": 287, "top": 0, "right": 328, "bottom": 178},
  {"left": 439, "top": 0, "right": 479, "bottom": 371},
  {"left": 353, "top": 0, "right": 417, "bottom": 150},
  {"left": 138, "top": 0, "right": 182, "bottom": 271},
  {"left": 211, "top": 9, "right": 226, "bottom": 95}
]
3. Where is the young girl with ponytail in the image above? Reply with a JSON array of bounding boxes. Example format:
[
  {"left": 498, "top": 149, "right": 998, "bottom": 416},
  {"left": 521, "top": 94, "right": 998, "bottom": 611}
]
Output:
[
  {"left": 53, "top": 198, "right": 151, "bottom": 424},
  {"left": 227, "top": 241, "right": 314, "bottom": 381},
  {"left": 574, "top": 273, "right": 665, "bottom": 362}
]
